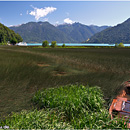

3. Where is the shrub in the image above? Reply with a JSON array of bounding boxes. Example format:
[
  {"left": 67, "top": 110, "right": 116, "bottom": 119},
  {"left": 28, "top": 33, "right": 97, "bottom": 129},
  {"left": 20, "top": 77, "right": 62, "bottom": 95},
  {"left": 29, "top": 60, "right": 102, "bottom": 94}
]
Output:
[
  {"left": 62, "top": 44, "right": 65, "bottom": 48},
  {"left": 115, "top": 43, "right": 125, "bottom": 48},
  {"left": 42, "top": 40, "right": 49, "bottom": 47},
  {"left": 0, "top": 42, "right": 7, "bottom": 45},
  {"left": 51, "top": 41, "right": 57, "bottom": 48},
  {"left": 118, "top": 42, "right": 125, "bottom": 48}
]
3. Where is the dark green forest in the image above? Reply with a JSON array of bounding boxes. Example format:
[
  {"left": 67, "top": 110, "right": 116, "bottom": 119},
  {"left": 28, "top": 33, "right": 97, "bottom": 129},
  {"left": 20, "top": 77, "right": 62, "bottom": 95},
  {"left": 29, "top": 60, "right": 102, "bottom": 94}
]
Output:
[
  {"left": 88, "top": 18, "right": 130, "bottom": 43},
  {"left": 0, "top": 23, "right": 23, "bottom": 44}
]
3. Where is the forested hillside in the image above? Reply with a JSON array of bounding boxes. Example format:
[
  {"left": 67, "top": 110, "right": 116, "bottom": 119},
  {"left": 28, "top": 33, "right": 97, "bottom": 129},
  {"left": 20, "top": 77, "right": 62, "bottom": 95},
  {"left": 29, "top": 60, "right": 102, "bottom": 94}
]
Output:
[
  {"left": 0, "top": 23, "right": 22, "bottom": 43},
  {"left": 10, "top": 22, "right": 109, "bottom": 43},
  {"left": 10, "top": 22, "right": 74, "bottom": 43},
  {"left": 57, "top": 23, "right": 108, "bottom": 42},
  {"left": 88, "top": 18, "right": 130, "bottom": 43}
]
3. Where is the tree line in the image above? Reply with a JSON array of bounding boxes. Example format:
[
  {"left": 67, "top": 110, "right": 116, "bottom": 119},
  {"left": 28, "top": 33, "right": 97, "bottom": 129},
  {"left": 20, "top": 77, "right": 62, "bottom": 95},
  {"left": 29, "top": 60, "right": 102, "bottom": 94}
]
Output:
[{"left": 42, "top": 40, "right": 65, "bottom": 48}]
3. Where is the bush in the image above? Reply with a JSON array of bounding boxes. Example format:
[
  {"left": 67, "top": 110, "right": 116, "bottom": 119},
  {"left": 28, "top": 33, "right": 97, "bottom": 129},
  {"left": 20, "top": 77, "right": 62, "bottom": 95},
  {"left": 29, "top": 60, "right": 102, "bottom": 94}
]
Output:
[
  {"left": 118, "top": 42, "right": 125, "bottom": 48},
  {"left": 42, "top": 40, "right": 49, "bottom": 47},
  {"left": 115, "top": 43, "right": 125, "bottom": 48},
  {"left": 51, "top": 41, "right": 57, "bottom": 48},
  {"left": 10, "top": 38, "right": 17, "bottom": 45},
  {"left": 0, "top": 42, "right": 7, "bottom": 45},
  {"left": 62, "top": 44, "right": 65, "bottom": 48}
]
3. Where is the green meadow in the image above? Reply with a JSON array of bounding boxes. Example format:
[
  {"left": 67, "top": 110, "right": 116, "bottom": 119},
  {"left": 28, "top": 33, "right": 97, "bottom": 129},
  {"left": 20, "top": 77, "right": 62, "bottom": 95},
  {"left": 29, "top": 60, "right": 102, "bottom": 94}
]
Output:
[{"left": 0, "top": 46, "right": 130, "bottom": 128}]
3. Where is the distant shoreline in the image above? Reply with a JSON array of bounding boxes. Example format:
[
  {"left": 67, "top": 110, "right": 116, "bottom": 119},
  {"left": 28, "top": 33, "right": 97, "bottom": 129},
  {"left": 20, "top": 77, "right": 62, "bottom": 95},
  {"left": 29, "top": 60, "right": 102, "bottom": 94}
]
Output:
[{"left": 15, "top": 43, "right": 130, "bottom": 47}]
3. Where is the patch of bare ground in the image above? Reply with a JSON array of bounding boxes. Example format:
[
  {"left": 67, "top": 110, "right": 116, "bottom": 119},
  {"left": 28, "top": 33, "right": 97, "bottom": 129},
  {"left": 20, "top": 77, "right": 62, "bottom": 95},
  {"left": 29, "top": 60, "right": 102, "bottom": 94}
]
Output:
[
  {"left": 52, "top": 71, "right": 67, "bottom": 76},
  {"left": 37, "top": 63, "right": 50, "bottom": 67}
]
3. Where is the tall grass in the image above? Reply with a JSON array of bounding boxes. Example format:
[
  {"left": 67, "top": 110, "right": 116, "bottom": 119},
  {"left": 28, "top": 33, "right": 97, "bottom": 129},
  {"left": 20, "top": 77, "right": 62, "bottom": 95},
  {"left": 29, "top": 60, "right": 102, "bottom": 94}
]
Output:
[
  {"left": 0, "top": 109, "right": 73, "bottom": 129},
  {"left": 33, "top": 85, "right": 105, "bottom": 120},
  {"left": 0, "top": 85, "right": 128, "bottom": 129},
  {"left": 0, "top": 46, "right": 130, "bottom": 121}
]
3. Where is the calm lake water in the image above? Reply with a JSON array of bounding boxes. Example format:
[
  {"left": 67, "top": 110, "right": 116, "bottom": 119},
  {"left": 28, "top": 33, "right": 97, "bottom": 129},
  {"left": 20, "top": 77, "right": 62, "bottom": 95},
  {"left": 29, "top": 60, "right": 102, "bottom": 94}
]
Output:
[{"left": 25, "top": 43, "right": 130, "bottom": 47}]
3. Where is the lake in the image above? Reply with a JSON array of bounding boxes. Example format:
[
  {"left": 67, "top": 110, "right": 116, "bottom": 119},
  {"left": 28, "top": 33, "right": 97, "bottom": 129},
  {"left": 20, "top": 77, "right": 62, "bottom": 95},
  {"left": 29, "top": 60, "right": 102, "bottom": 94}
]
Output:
[{"left": 18, "top": 43, "right": 130, "bottom": 47}]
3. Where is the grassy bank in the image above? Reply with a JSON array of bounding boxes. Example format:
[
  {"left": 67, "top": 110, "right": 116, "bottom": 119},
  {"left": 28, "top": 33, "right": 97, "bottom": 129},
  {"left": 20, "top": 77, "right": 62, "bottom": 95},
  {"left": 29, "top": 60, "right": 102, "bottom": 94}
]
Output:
[
  {"left": 0, "top": 85, "right": 128, "bottom": 129},
  {"left": 0, "top": 46, "right": 130, "bottom": 120}
]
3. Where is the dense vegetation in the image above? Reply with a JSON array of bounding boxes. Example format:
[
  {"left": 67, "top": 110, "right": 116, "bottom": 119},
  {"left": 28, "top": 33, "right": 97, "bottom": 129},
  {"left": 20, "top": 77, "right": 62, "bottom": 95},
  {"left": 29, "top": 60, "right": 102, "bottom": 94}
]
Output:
[
  {"left": 0, "top": 46, "right": 130, "bottom": 128},
  {"left": 10, "top": 21, "right": 109, "bottom": 43},
  {"left": 115, "top": 43, "right": 125, "bottom": 48},
  {"left": 0, "top": 23, "right": 22, "bottom": 44},
  {"left": 57, "top": 23, "right": 109, "bottom": 42},
  {"left": 50, "top": 41, "right": 57, "bottom": 48},
  {"left": 0, "top": 85, "right": 128, "bottom": 129},
  {"left": 88, "top": 18, "right": 130, "bottom": 43},
  {"left": 10, "top": 22, "right": 74, "bottom": 43},
  {"left": 42, "top": 40, "right": 49, "bottom": 47}
]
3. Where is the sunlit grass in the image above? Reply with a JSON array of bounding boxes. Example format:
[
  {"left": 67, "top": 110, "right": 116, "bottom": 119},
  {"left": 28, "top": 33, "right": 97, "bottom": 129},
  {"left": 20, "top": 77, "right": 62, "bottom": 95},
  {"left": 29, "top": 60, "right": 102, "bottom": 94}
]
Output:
[
  {"left": 0, "top": 85, "right": 128, "bottom": 129},
  {"left": 33, "top": 85, "right": 104, "bottom": 120}
]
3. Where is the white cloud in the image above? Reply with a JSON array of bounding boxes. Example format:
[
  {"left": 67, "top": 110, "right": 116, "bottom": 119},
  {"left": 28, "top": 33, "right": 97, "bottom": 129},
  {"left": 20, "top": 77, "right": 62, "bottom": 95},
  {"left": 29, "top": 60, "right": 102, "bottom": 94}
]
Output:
[
  {"left": 20, "top": 13, "right": 22, "bottom": 16},
  {"left": 64, "top": 18, "right": 74, "bottom": 24},
  {"left": 29, "top": 6, "right": 57, "bottom": 21},
  {"left": 9, "top": 24, "right": 22, "bottom": 27}
]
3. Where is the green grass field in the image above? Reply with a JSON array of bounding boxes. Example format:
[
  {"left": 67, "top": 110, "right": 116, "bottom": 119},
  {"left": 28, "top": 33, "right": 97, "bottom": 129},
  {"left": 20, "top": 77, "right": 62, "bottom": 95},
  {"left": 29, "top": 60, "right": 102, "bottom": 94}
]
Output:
[
  {"left": 0, "top": 85, "right": 128, "bottom": 129},
  {"left": 0, "top": 46, "right": 130, "bottom": 127}
]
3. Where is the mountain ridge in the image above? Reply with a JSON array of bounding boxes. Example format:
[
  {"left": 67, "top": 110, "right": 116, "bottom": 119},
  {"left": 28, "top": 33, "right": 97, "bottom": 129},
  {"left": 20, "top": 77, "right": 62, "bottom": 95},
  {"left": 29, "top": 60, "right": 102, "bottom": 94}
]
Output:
[
  {"left": 57, "top": 22, "right": 109, "bottom": 42},
  {"left": 10, "top": 21, "right": 109, "bottom": 43},
  {"left": 87, "top": 18, "right": 130, "bottom": 43}
]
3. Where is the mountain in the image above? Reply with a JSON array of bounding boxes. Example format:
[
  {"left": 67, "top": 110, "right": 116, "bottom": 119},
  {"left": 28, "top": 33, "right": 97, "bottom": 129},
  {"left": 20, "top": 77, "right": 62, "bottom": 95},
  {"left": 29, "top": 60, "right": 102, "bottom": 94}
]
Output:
[
  {"left": 10, "top": 22, "right": 74, "bottom": 43},
  {"left": 87, "top": 18, "right": 130, "bottom": 43},
  {"left": 10, "top": 21, "right": 109, "bottom": 43},
  {"left": 0, "top": 23, "right": 22, "bottom": 43},
  {"left": 57, "top": 23, "right": 109, "bottom": 42}
]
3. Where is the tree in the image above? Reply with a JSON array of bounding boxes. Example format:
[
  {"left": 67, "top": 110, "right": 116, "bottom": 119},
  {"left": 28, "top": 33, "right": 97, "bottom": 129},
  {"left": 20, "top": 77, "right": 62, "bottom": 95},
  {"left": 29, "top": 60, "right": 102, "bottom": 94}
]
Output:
[
  {"left": 115, "top": 43, "right": 125, "bottom": 48},
  {"left": 10, "top": 38, "right": 17, "bottom": 45},
  {"left": 15, "top": 33, "right": 23, "bottom": 43},
  {"left": 51, "top": 41, "right": 57, "bottom": 48},
  {"left": 42, "top": 40, "right": 49, "bottom": 47},
  {"left": 62, "top": 43, "right": 65, "bottom": 48},
  {"left": 118, "top": 42, "right": 125, "bottom": 48}
]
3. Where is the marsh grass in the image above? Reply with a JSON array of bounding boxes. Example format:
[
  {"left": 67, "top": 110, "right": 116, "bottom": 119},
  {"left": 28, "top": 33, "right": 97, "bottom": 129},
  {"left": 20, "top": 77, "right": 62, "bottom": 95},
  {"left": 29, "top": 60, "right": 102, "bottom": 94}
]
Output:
[
  {"left": 0, "top": 109, "right": 73, "bottom": 129},
  {"left": 0, "top": 85, "right": 128, "bottom": 129},
  {"left": 32, "top": 85, "right": 105, "bottom": 120},
  {"left": 0, "top": 46, "right": 130, "bottom": 124}
]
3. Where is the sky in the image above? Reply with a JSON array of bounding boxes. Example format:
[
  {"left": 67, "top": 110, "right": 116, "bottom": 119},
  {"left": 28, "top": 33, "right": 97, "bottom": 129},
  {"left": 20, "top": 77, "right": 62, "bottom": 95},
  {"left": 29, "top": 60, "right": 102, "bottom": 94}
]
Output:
[{"left": 1, "top": 1, "right": 130, "bottom": 27}]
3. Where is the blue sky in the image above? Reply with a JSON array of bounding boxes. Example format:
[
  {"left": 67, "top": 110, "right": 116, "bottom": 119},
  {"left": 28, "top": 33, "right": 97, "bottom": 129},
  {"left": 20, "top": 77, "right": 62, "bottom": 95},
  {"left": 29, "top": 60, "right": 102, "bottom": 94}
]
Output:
[{"left": 1, "top": 1, "right": 130, "bottom": 27}]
